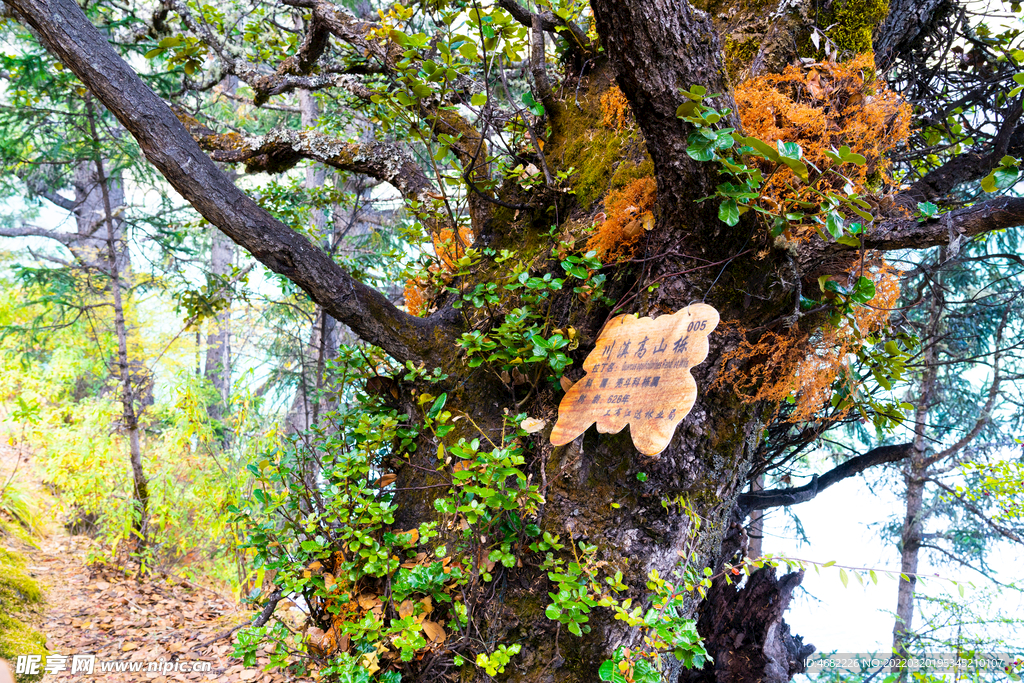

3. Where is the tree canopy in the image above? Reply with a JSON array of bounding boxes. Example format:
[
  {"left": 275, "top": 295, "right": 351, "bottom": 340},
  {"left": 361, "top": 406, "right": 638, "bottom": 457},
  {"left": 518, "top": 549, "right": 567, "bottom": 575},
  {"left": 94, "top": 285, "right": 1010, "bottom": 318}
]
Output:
[{"left": 0, "top": 0, "right": 1023, "bottom": 680}]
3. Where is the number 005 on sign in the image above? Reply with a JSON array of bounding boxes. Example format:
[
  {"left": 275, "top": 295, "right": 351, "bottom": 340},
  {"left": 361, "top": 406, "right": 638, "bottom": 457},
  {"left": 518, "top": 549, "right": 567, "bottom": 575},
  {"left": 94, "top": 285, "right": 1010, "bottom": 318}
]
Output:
[{"left": 549, "top": 303, "right": 719, "bottom": 456}]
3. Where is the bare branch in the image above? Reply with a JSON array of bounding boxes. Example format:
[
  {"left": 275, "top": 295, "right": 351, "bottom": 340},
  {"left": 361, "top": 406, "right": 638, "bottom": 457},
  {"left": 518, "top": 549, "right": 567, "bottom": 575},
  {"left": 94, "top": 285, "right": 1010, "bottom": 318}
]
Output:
[
  {"left": 737, "top": 443, "right": 914, "bottom": 514},
  {"left": 836, "top": 195, "right": 1024, "bottom": 252},
  {"left": 0, "top": 225, "right": 76, "bottom": 244}
]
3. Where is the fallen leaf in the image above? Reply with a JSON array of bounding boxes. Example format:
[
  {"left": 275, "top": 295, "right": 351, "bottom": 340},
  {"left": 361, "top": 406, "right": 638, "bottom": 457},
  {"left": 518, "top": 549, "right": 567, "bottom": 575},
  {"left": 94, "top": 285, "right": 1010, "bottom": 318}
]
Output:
[
  {"left": 641, "top": 211, "right": 655, "bottom": 231},
  {"left": 362, "top": 653, "right": 381, "bottom": 675},
  {"left": 560, "top": 376, "right": 574, "bottom": 392},
  {"left": 398, "top": 600, "right": 415, "bottom": 619},
  {"left": 375, "top": 473, "right": 397, "bottom": 487},
  {"left": 421, "top": 620, "right": 446, "bottom": 644},
  {"left": 807, "top": 69, "right": 825, "bottom": 99},
  {"left": 357, "top": 594, "right": 381, "bottom": 610},
  {"left": 520, "top": 417, "right": 547, "bottom": 433}
]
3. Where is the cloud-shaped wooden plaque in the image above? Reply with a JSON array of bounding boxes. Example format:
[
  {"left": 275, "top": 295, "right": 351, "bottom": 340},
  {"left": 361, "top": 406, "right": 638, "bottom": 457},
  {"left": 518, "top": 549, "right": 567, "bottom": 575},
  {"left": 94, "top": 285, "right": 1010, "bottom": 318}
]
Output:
[{"left": 549, "top": 303, "right": 719, "bottom": 456}]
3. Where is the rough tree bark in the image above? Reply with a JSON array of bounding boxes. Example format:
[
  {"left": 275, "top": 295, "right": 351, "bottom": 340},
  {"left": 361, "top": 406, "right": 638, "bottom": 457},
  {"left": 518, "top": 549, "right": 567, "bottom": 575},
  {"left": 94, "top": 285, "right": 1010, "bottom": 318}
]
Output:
[{"left": 10, "top": 0, "right": 1024, "bottom": 680}]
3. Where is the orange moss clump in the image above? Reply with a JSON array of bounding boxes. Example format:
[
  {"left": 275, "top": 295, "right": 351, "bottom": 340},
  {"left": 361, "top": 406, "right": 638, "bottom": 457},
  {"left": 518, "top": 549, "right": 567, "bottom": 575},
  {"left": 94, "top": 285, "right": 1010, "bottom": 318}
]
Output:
[
  {"left": 735, "top": 54, "right": 911, "bottom": 237},
  {"left": 587, "top": 176, "right": 657, "bottom": 261},
  {"left": 403, "top": 223, "right": 474, "bottom": 317},
  {"left": 716, "top": 55, "right": 909, "bottom": 423},
  {"left": 404, "top": 278, "right": 429, "bottom": 317},
  {"left": 433, "top": 224, "right": 474, "bottom": 270},
  {"left": 600, "top": 85, "right": 633, "bottom": 130},
  {"left": 720, "top": 254, "right": 901, "bottom": 423}
]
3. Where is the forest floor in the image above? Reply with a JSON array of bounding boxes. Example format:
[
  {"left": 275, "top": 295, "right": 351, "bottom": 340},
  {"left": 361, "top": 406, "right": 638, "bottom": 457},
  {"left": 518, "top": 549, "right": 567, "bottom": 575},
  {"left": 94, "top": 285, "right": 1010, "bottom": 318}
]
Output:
[{"left": 1, "top": 445, "right": 311, "bottom": 683}]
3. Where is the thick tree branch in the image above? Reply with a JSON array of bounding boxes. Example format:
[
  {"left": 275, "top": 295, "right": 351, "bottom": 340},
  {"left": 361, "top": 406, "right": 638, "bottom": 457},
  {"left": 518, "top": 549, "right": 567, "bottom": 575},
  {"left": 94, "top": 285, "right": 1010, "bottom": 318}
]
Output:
[
  {"left": 176, "top": 109, "right": 437, "bottom": 201},
  {"left": 827, "top": 195, "right": 1024, "bottom": 252},
  {"left": 495, "top": 0, "right": 593, "bottom": 54},
  {"left": 874, "top": 0, "right": 953, "bottom": 68},
  {"left": 0, "top": 225, "right": 75, "bottom": 244},
  {"left": 7, "top": 0, "right": 458, "bottom": 366},
  {"left": 591, "top": 0, "right": 734, "bottom": 208},
  {"left": 737, "top": 443, "right": 913, "bottom": 514}
]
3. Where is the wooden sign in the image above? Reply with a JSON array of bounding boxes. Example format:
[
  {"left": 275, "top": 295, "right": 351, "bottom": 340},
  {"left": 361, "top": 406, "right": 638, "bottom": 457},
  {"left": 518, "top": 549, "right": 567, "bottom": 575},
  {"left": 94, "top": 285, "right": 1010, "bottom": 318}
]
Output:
[{"left": 550, "top": 303, "right": 719, "bottom": 456}]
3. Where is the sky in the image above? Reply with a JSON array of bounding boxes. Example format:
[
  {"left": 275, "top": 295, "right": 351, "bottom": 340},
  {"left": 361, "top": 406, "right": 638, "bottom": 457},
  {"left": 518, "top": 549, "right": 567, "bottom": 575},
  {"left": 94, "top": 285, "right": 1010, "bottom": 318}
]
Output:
[{"left": 764, "top": 460, "right": 1024, "bottom": 662}]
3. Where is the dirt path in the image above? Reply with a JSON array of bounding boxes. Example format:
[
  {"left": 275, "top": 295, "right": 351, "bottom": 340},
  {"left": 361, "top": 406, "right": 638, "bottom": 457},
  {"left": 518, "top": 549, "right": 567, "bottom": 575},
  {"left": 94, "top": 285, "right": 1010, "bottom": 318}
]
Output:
[{"left": 2, "top": 448, "right": 310, "bottom": 683}]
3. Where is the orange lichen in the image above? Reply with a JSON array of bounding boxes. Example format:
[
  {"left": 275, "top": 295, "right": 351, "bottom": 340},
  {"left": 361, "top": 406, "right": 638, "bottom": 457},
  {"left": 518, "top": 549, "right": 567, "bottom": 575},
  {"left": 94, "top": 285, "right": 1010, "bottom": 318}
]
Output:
[
  {"left": 735, "top": 54, "right": 911, "bottom": 239},
  {"left": 403, "top": 223, "right": 474, "bottom": 317},
  {"left": 404, "top": 277, "right": 430, "bottom": 317},
  {"left": 600, "top": 85, "right": 634, "bottom": 130},
  {"left": 587, "top": 176, "right": 657, "bottom": 261},
  {"left": 716, "top": 55, "right": 909, "bottom": 421},
  {"left": 719, "top": 254, "right": 901, "bottom": 423},
  {"left": 433, "top": 224, "right": 474, "bottom": 271}
]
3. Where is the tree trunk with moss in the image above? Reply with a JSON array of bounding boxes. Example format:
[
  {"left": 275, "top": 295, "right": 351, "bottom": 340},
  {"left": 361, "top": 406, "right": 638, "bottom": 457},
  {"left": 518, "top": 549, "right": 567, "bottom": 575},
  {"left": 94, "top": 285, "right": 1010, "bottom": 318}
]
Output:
[{"left": 7, "top": 0, "right": 1004, "bottom": 679}]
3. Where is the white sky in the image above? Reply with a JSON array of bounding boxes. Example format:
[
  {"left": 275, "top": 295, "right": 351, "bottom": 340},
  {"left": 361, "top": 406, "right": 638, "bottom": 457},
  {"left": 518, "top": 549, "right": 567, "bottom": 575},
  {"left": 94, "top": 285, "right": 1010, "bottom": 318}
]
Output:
[{"left": 766, "top": 467, "right": 1024, "bottom": 662}]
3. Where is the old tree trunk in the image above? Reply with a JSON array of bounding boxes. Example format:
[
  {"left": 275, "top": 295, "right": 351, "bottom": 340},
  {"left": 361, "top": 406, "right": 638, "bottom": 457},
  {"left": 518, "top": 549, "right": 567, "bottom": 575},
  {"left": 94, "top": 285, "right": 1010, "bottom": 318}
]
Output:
[{"left": 8, "top": 0, "right": 1010, "bottom": 680}]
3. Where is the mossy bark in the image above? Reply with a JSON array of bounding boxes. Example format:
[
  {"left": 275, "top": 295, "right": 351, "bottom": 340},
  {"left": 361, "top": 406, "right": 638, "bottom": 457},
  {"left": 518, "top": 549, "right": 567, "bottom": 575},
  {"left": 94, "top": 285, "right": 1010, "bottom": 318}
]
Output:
[
  {"left": 0, "top": 543, "right": 46, "bottom": 683},
  {"left": 385, "top": 2, "right": 808, "bottom": 679},
  {"left": 385, "top": 0, "right": 903, "bottom": 679}
]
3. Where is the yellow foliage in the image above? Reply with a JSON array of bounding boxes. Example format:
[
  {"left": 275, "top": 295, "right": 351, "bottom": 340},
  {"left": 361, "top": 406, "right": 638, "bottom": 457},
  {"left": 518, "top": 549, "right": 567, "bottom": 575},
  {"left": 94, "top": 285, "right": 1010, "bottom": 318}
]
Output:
[
  {"left": 587, "top": 176, "right": 657, "bottom": 261},
  {"left": 735, "top": 54, "right": 911, "bottom": 239}
]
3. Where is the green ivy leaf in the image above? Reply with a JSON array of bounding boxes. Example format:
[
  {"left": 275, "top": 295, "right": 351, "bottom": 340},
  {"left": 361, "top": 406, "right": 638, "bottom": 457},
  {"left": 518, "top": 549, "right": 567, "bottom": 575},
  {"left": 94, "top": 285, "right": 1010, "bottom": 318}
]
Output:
[{"left": 718, "top": 199, "right": 740, "bottom": 226}]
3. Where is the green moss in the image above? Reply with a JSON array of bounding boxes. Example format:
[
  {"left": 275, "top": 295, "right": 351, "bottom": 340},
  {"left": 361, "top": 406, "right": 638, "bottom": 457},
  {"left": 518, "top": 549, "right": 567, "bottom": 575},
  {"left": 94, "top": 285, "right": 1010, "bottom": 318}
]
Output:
[
  {"left": 723, "top": 37, "right": 760, "bottom": 83},
  {"left": 541, "top": 67, "right": 649, "bottom": 211},
  {"left": 824, "top": 0, "right": 889, "bottom": 55},
  {"left": 562, "top": 126, "right": 626, "bottom": 210},
  {"left": 0, "top": 544, "right": 46, "bottom": 682},
  {"left": 610, "top": 158, "right": 655, "bottom": 190}
]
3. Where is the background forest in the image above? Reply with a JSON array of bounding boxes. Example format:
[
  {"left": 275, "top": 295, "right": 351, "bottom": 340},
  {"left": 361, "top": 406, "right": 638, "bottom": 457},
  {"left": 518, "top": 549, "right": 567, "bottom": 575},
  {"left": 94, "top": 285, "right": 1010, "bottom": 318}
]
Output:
[{"left": 0, "top": 0, "right": 1023, "bottom": 680}]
